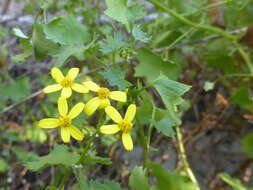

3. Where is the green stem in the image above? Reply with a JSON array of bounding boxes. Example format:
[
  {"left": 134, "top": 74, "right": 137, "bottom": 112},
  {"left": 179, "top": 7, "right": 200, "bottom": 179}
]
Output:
[
  {"left": 237, "top": 46, "right": 253, "bottom": 75},
  {"left": 175, "top": 126, "right": 200, "bottom": 189},
  {"left": 148, "top": 0, "right": 236, "bottom": 40},
  {"left": 58, "top": 167, "right": 72, "bottom": 190},
  {"left": 137, "top": 118, "right": 149, "bottom": 168}
]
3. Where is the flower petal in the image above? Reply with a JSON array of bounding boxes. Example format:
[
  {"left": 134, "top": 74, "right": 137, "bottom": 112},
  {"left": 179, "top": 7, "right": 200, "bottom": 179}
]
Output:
[
  {"left": 105, "top": 106, "right": 122, "bottom": 123},
  {"left": 69, "top": 126, "right": 84, "bottom": 141},
  {"left": 83, "top": 81, "right": 100, "bottom": 92},
  {"left": 124, "top": 104, "right": 136, "bottom": 122},
  {"left": 84, "top": 97, "right": 100, "bottom": 116},
  {"left": 67, "top": 68, "right": 79, "bottom": 81},
  {"left": 61, "top": 87, "right": 72, "bottom": 98},
  {"left": 43, "top": 84, "right": 62, "bottom": 93},
  {"left": 100, "top": 124, "right": 120, "bottom": 134},
  {"left": 109, "top": 91, "right": 127, "bottom": 102},
  {"left": 61, "top": 127, "right": 70, "bottom": 143},
  {"left": 38, "top": 118, "right": 59, "bottom": 128},
  {"left": 72, "top": 83, "right": 89, "bottom": 93},
  {"left": 122, "top": 132, "right": 133, "bottom": 151},
  {"left": 68, "top": 103, "right": 85, "bottom": 119},
  {"left": 58, "top": 97, "right": 68, "bottom": 116},
  {"left": 98, "top": 98, "right": 110, "bottom": 109},
  {"left": 51, "top": 67, "right": 64, "bottom": 83}
]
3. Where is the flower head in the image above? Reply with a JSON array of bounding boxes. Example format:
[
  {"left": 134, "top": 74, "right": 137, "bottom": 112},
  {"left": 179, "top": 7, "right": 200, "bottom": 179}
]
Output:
[
  {"left": 83, "top": 81, "right": 127, "bottom": 116},
  {"left": 43, "top": 67, "right": 89, "bottom": 98},
  {"left": 38, "top": 97, "right": 85, "bottom": 143},
  {"left": 100, "top": 104, "right": 136, "bottom": 151}
]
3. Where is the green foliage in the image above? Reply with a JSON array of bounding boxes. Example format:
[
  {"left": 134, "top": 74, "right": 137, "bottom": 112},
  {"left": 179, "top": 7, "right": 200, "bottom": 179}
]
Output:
[
  {"left": 135, "top": 48, "right": 181, "bottom": 82},
  {"left": 104, "top": 0, "right": 145, "bottom": 30},
  {"left": 148, "top": 163, "right": 198, "bottom": 190},
  {"left": 231, "top": 87, "right": 253, "bottom": 111},
  {"left": 100, "top": 65, "right": 132, "bottom": 90},
  {"left": 132, "top": 25, "right": 150, "bottom": 43},
  {"left": 100, "top": 32, "right": 127, "bottom": 54},
  {"left": 32, "top": 24, "right": 59, "bottom": 59},
  {"left": 0, "top": 77, "right": 31, "bottom": 108},
  {"left": 152, "top": 115, "right": 176, "bottom": 138},
  {"left": 89, "top": 180, "right": 124, "bottom": 190},
  {"left": 218, "top": 173, "right": 253, "bottom": 190},
  {"left": 43, "top": 15, "right": 89, "bottom": 45},
  {"left": 0, "top": 158, "right": 8, "bottom": 173},
  {"left": 203, "top": 81, "right": 215, "bottom": 92},
  {"left": 153, "top": 74, "right": 191, "bottom": 107},
  {"left": 25, "top": 144, "right": 80, "bottom": 171},
  {"left": 241, "top": 133, "right": 253, "bottom": 158},
  {"left": 129, "top": 166, "right": 150, "bottom": 190},
  {"left": 80, "top": 152, "right": 112, "bottom": 165}
]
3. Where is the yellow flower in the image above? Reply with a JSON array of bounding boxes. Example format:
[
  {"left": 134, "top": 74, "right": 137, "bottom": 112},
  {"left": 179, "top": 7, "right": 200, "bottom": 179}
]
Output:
[
  {"left": 38, "top": 97, "right": 85, "bottom": 143},
  {"left": 43, "top": 67, "right": 89, "bottom": 98},
  {"left": 83, "top": 81, "right": 127, "bottom": 116},
  {"left": 100, "top": 104, "right": 136, "bottom": 151}
]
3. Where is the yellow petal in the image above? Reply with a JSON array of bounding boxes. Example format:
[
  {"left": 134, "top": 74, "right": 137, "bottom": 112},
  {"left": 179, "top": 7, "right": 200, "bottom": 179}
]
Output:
[
  {"left": 61, "top": 127, "right": 70, "bottom": 143},
  {"left": 98, "top": 98, "right": 110, "bottom": 109},
  {"left": 122, "top": 132, "right": 133, "bottom": 151},
  {"left": 72, "top": 83, "right": 89, "bottom": 93},
  {"left": 124, "top": 104, "right": 136, "bottom": 122},
  {"left": 69, "top": 126, "right": 84, "bottom": 141},
  {"left": 84, "top": 97, "right": 100, "bottom": 116},
  {"left": 43, "top": 84, "right": 62, "bottom": 93},
  {"left": 58, "top": 97, "right": 68, "bottom": 116},
  {"left": 67, "top": 68, "right": 79, "bottom": 80},
  {"left": 51, "top": 67, "right": 64, "bottom": 83},
  {"left": 109, "top": 91, "right": 127, "bottom": 102},
  {"left": 61, "top": 87, "right": 72, "bottom": 98},
  {"left": 100, "top": 124, "right": 120, "bottom": 134},
  {"left": 68, "top": 103, "right": 85, "bottom": 119},
  {"left": 105, "top": 106, "right": 122, "bottom": 123},
  {"left": 38, "top": 118, "right": 59, "bottom": 128},
  {"left": 83, "top": 81, "right": 100, "bottom": 92}
]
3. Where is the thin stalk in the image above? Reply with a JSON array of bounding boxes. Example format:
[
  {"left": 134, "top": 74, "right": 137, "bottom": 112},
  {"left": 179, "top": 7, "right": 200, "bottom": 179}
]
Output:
[
  {"left": 148, "top": 0, "right": 236, "bottom": 40},
  {"left": 237, "top": 46, "right": 253, "bottom": 75},
  {"left": 137, "top": 118, "right": 149, "bottom": 168},
  {"left": 175, "top": 126, "right": 200, "bottom": 189}
]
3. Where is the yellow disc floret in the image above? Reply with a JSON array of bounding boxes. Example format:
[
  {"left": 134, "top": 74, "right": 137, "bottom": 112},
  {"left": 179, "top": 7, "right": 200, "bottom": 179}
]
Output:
[
  {"left": 60, "top": 77, "right": 73, "bottom": 88},
  {"left": 119, "top": 120, "right": 133, "bottom": 133},
  {"left": 97, "top": 88, "right": 110, "bottom": 99},
  {"left": 58, "top": 116, "right": 72, "bottom": 128}
]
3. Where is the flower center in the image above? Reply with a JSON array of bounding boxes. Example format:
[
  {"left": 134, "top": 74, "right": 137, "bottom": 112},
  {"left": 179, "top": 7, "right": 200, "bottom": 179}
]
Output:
[
  {"left": 119, "top": 120, "right": 133, "bottom": 133},
  {"left": 97, "top": 88, "right": 110, "bottom": 99},
  {"left": 60, "top": 77, "right": 73, "bottom": 87},
  {"left": 59, "top": 117, "right": 72, "bottom": 128}
]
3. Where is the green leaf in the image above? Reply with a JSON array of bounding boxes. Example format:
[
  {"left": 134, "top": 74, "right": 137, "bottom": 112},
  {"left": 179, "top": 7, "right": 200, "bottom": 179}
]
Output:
[
  {"left": 89, "top": 180, "right": 124, "bottom": 190},
  {"left": 132, "top": 25, "right": 150, "bottom": 43},
  {"left": 43, "top": 15, "right": 90, "bottom": 45},
  {"left": 0, "top": 158, "right": 8, "bottom": 173},
  {"left": 12, "top": 27, "right": 28, "bottom": 39},
  {"left": 153, "top": 115, "right": 175, "bottom": 138},
  {"left": 32, "top": 24, "right": 59, "bottom": 60},
  {"left": 0, "top": 76, "right": 31, "bottom": 103},
  {"left": 218, "top": 173, "right": 248, "bottom": 190},
  {"left": 153, "top": 74, "right": 191, "bottom": 107},
  {"left": 203, "top": 81, "right": 215, "bottom": 92},
  {"left": 25, "top": 144, "right": 80, "bottom": 171},
  {"left": 80, "top": 152, "right": 112, "bottom": 165},
  {"left": 100, "top": 65, "right": 132, "bottom": 90},
  {"left": 231, "top": 87, "right": 253, "bottom": 111},
  {"left": 148, "top": 163, "right": 198, "bottom": 190},
  {"left": 12, "top": 147, "right": 39, "bottom": 164},
  {"left": 241, "top": 133, "right": 253, "bottom": 159},
  {"left": 100, "top": 32, "right": 127, "bottom": 54},
  {"left": 135, "top": 48, "right": 181, "bottom": 82},
  {"left": 129, "top": 166, "right": 150, "bottom": 190},
  {"left": 104, "top": 0, "right": 145, "bottom": 30}
]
